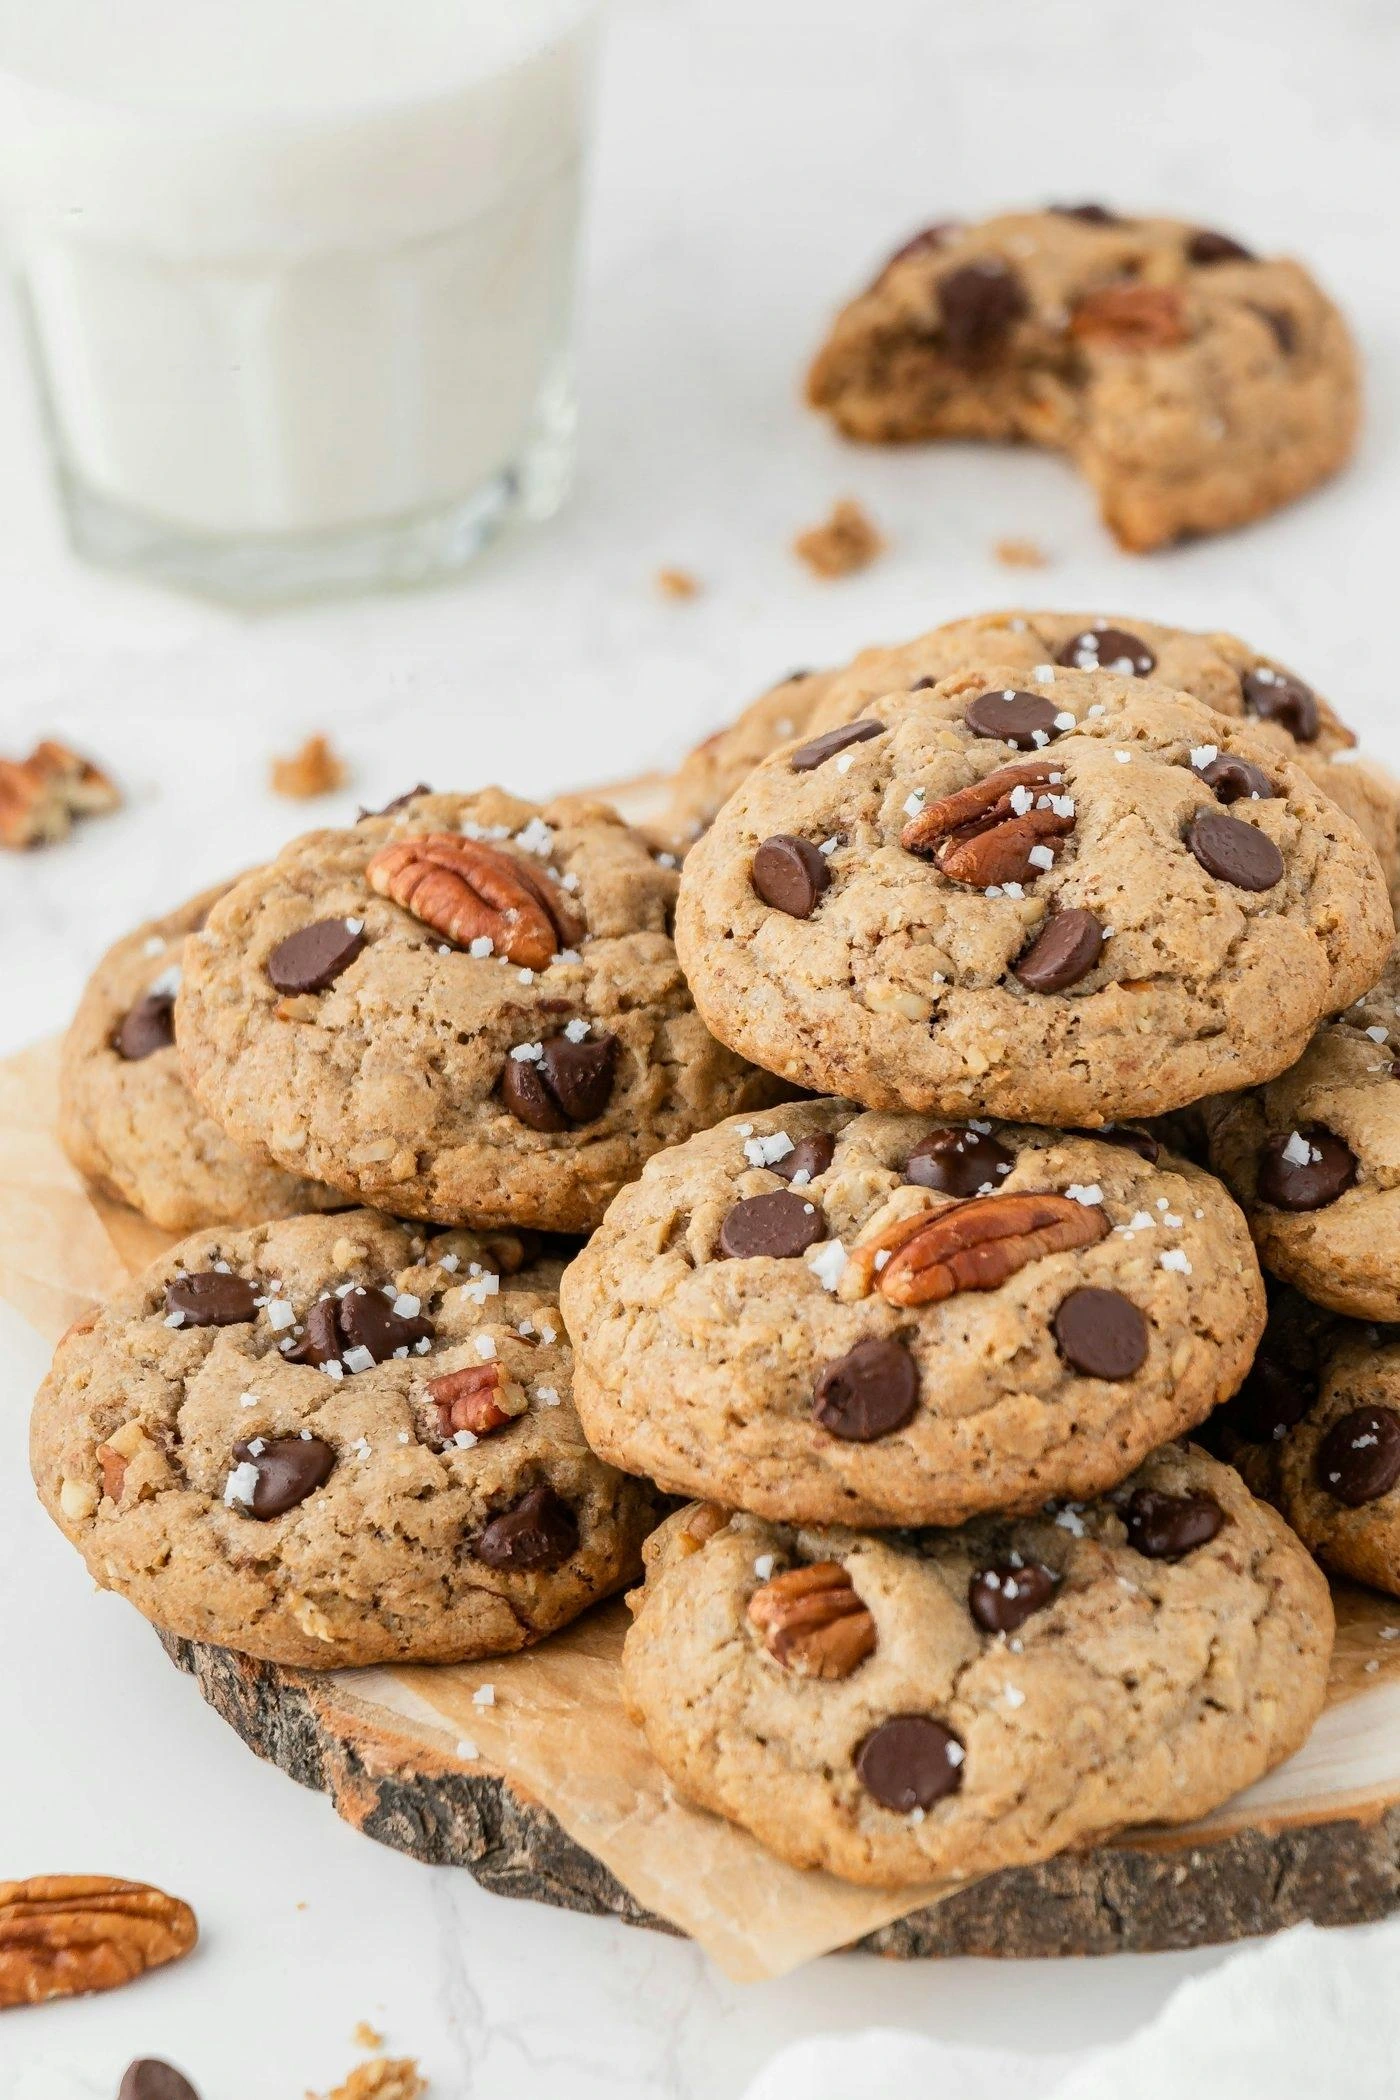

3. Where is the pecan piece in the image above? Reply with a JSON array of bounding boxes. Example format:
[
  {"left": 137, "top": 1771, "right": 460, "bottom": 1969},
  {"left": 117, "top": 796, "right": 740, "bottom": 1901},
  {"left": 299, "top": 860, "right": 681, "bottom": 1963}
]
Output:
[
  {"left": 428, "top": 1361, "right": 528, "bottom": 1441},
  {"left": 366, "top": 834, "right": 584, "bottom": 968},
  {"left": 854, "top": 1191, "right": 1110, "bottom": 1306},
  {"left": 901, "top": 761, "right": 1074, "bottom": 887},
  {"left": 1070, "top": 283, "right": 1190, "bottom": 350},
  {"left": 0, "top": 740, "right": 120, "bottom": 850},
  {"left": 748, "top": 1562, "right": 877, "bottom": 1678},
  {"left": 0, "top": 1876, "right": 197, "bottom": 2009}
]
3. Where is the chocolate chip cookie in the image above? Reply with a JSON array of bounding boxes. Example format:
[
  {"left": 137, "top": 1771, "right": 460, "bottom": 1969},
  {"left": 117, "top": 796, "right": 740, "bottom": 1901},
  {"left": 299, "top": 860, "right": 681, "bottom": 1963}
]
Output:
[
  {"left": 58, "top": 886, "right": 342, "bottom": 1231},
  {"left": 31, "top": 1210, "right": 658, "bottom": 1667},
  {"left": 806, "top": 208, "right": 1358, "bottom": 552},
  {"left": 621, "top": 1445, "right": 1333, "bottom": 1886},
  {"left": 174, "top": 790, "right": 780, "bottom": 1233},
  {"left": 1203, "top": 941, "right": 1400, "bottom": 1320},
  {"left": 674, "top": 666, "right": 1392, "bottom": 1126},
  {"left": 561, "top": 1101, "right": 1264, "bottom": 1526}
]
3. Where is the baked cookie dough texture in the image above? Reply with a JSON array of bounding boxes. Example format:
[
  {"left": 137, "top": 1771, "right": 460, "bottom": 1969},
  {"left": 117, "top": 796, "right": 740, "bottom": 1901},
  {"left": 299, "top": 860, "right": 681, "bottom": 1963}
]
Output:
[
  {"left": 674, "top": 667, "right": 1391, "bottom": 1127},
  {"left": 561, "top": 1100, "right": 1265, "bottom": 1526},
  {"left": 806, "top": 208, "right": 1358, "bottom": 552},
  {"left": 175, "top": 789, "right": 781, "bottom": 1234},
  {"left": 621, "top": 1446, "right": 1333, "bottom": 1886},
  {"left": 31, "top": 1210, "right": 657, "bottom": 1668}
]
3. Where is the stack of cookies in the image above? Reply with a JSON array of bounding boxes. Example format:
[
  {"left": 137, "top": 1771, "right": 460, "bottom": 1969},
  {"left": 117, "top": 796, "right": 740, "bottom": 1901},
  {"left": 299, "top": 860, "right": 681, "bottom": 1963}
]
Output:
[{"left": 31, "top": 607, "right": 1400, "bottom": 1899}]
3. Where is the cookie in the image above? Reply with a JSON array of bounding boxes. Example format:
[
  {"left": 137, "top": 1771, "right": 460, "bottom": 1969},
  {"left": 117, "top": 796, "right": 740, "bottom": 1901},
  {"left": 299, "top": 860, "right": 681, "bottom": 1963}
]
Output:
[
  {"left": 673, "top": 666, "right": 1392, "bottom": 1126},
  {"left": 1202, "top": 940, "right": 1400, "bottom": 1320},
  {"left": 31, "top": 1210, "right": 657, "bottom": 1668},
  {"left": 561, "top": 1100, "right": 1264, "bottom": 1526},
  {"left": 621, "top": 1445, "right": 1333, "bottom": 1886},
  {"left": 658, "top": 611, "right": 1400, "bottom": 895},
  {"left": 174, "top": 789, "right": 780, "bottom": 1233},
  {"left": 58, "top": 885, "right": 341, "bottom": 1232},
  {"left": 806, "top": 209, "right": 1358, "bottom": 552}
]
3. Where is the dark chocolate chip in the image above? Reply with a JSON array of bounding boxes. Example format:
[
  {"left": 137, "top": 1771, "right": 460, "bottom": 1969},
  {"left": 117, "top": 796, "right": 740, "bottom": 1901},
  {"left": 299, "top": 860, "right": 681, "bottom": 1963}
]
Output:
[
  {"left": 231, "top": 1434, "right": 335, "bottom": 1519},
  {"left": 1123, "top": 1487, "right": 1224, "bottom": 1558},
  {"left": 1094, "top": 1125, "right": 1160, "bottom": 1163},
  {"left": 474, "top": 1484, "right": 578, "bottom": 1571},
  {"left": 357, "top": 784, "right": 432, "bottom": 821},
  {"left": 282, "top": 1295, "right": 344, "bottom": 1367},
  {"left": 1256, "top": 1127, "right": 1357, "bottom": 1211},
  {"left": 1193, "top": 753, "right": 1276, "bottom": 804},
  {"left": 1050, "top": 203, "right": 1123, "bottom": 225},
  {"left": 114, "top": 991, "right": 176, "bottom": 1061},
  {"left": 719, "top": 1190, "right": 826, "bottom": 1261},
  {"left": 1053, "top": 1287, "right": 1149, "bottom": 1379},
  {"left": 1240, "top": 667, "right": 1320, "bottom": 743},
  {"left": 937, "top": 259, "right": 1027, "bottom": 361},
  {"left": 339, "top": 1286, "right": 434, "bottom": 1363},
  {"left": 1186, "top": 810, "right": 1284, "bottom": 891},
  {"left": 501, "top": 1054, "right": 571, "bottom": 1133},
  {"left": 1188, "top": 228, "right": 1254, "bottom": 265},
  {"left": 1056, "top": 626, "right": 1156, "bottom": 676},
  {"left": 905, "top": 1127, "right": 1015, "bottom": 1197},
  {"left": 968, "top": 1559, "right": 1059, "bottom": 1634},
  {"left": 165, "top": 1271, "right": 259, "bottom": 1327},
  {"left": 1229, "top": 1350, "right": 1315, "bottom": 1444},
  {"left": 856, "top": 1714, "right": 964, "bottom": 1812},
  {"left": 771, "top": 1132, "right": 837, "bottom": 1183},
  {"left": 1013, "top": 909, "right": 1104, "bottom": 993},
  {"left": 1255, "top": 305, "right": 1298, "bottom": 353},
  {"left": 539, "top": 1034, "right": 618, "bottom": 1124},
  {"left": 1316, "top": 1405, "right": 1400, "bottom": 1507},
  {"left": 118, "top": 2063, "right": 201, "bottom": 2100},
  {"left": 813, "top": 1338, "right": 919, "bottom": 1442},
  {"left": 789, "top": 720, "right": 884, "bottom": 772},
  {"left": 963, "top": 689, "right": 1065, "bottom": 750},
  {"left": 266, "top": 917, "right": 366, "bottom": 994},
  {"left": 751, "top": 835, "right": 831, "bottom": 919}
]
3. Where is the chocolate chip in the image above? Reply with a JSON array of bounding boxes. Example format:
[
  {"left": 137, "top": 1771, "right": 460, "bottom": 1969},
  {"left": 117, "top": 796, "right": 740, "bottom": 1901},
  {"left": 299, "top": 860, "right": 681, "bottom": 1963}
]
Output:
[
  {"left": 856, "top": 1714, "right": 964, "bottom": 1812},
  {"left": 1053, "top": 1288, "right": 1149, "bottom": 1379},
  {"left": 501, "top": 1055, "right": 571, "bottom": 1133},
  {"left": 1094, "top": 1125, "right": 1160, "bottom": 1164},
  {"left": 339, "top": 1286, "right": 434, "bottom": 1363},
  {"left": 1056, "top": 626, "right": 1156, "bottom": 676},
  {"left": 540, "top": 1035, "right": 618, "bottom": 1124},
  {"left": 1013, "top": 910, "right": 1104, "bottom": 993},
  {"left": 283, "top": 1295, "right": 343, "bottom": 1367},
  {"left": 814, "top": 1338, "right": 919, "bottom": 1442},
  {"left": 905, "top": 1127, "right": 1015, "bottom": 1197},
  {"left": 719, "top": 1190, "right": 826, "bottom": 1260},
  {"left": 232, "top": 1434, "right": 335, "bottom": 1519},
  {"left": 1316, "top": 1406, "right": 1400, "bottom": 1507},
  {"left": 751, "top": 835, "right": 831, "bottom": 919},
  {"left": 114, "top": 991, "right": 175, "bottom": 1061},
  {"left": 968, "top": 1560, "right": 1058, "bottom": 1634},
  {"left": 1240, "top": 667, "right": 1319, "bottom": 743},
  {"left": 1123, "top": 1488, "right": 1224, "bottom": 1558},
  {"left": 963, "top": 689, "right": 1065, "bottom": 749},
  {"left": 1256, "top": 1127, "right": 1357, "bottom": 1211},
  {"left": 1229, "top": 1351, "right": 1315, "bottom": 1443},
  {"left": 789, "top": 720, "right": 885, "bottom": 772},
  {"left": 266, "top": 917, "right": 365, "bottom": 994},
  {"left": 1188, "top": 228, "right": 1254, "bottom": 265},
  {"left": 937, "top": 259, "right": 1027, "bottom": 361},
  {"left": 771, "top": 1132, "right": 837, "bottom": 1183},
  {"left": 357, "top": 784, "right": 432, "bottom": 821},
  {"left": 165, "top": 1271, "right": 259, "bottom": 1327},
  {"left": 474, "top": 1484, "right": 578, "bottom": 1571},
  {"left": 1193, "top": 753, "right": 1276, "bottom": 804},
  {"left": 1186, "top": 810, "right": 1284, "bottom": 891},
  {"left": 1256, "top": 305, "right": 1298, "bottom": 354},
  {"left": 118, "top": 2063, "right": 201, "bottom": 2100},
  {"left": 1050, "top": 203, "right": 1123, "bottom": 225}
]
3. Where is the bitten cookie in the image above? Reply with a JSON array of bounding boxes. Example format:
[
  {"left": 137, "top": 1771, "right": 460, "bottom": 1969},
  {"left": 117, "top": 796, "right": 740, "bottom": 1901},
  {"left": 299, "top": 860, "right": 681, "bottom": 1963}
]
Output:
[
  {"left": 674, "top": 666, "right": 1391, "bottom": 1126},
  {"left": 174, "top": 789, "right": 780, "bottom": 1233},
  {"left": 806, "top": 208, "right": 1358, "bottom": 552},
  {"left": 31, "top": 1211, "right": 658, "bottom": 1668},
  {"left": 561, "top": 1101, "right": 1264, "bottom": 1526},
  {"left": 1202, "top": 940, "right": 1400, "bottom": 1321},
  {"left": 58, "top": 885, "right": 341, "bottom": 1231},
  {"left": 621, "top": 1447, "right": 1333, "bottom": 1886}
]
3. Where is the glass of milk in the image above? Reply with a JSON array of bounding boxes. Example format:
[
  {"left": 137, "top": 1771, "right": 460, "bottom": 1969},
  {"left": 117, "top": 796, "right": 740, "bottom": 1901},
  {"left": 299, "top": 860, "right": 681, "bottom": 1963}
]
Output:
[{"left": 0, "top": 0, "right": 599, "bottom": 604}]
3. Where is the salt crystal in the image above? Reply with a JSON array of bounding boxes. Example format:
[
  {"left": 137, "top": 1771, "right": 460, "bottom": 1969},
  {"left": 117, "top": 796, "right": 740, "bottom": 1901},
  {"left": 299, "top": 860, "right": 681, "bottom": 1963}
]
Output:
[
  {"left": 343, "top": 1345, "right": 376, "bottom": 1374},
  {"left": 224, "top": 1461, "right": 260, "bottom": 1508},
  {"left": 753, "top": 1554, "right": 776, "bottom": 1581},
  {"left": 806, "top": 1240, "right": 848, "bottom": 1292},
  {"left": 474, "top": 1334, "right": 497, "bottom": 1359},
  {"left": 1159, "top": 1249, "right": 1192, "bottom": 1274},
  {"left": 564, "top": 1018, "right": 590, "bottom": 1043},
  {"left": 473, "top": 1684, "right": 496, "bottom": 1708}
]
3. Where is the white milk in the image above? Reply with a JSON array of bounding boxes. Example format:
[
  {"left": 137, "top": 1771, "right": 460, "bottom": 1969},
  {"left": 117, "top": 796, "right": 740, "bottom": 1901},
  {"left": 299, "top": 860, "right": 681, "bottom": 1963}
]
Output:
[{"left": 0, "top": 0, "right": 598, "bottom": 599}]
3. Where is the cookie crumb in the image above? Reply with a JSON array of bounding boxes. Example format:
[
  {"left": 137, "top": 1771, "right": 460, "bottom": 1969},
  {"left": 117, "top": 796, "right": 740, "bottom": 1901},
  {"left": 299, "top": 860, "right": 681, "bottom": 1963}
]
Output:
[
  {"left": 993, "top": 536, "right": 1049, "bottom": 569},
  {"left": 0, "top": 738, "right": 120, "bottom": 849},
  {"left": 793, "top": 498, "right": 885, "bottom": 580},
  {"left": 311, "top": 2060, "right": 426, "bottom": 2100},
  {"left": 272, "top": 734, "right": 348, "bottom": 800},
  {"left": 352, "top": 2023, "right": 385, "bottom": 2051},
  {"left": 656, "top": 566, "right": 701, "bottom": 600}
]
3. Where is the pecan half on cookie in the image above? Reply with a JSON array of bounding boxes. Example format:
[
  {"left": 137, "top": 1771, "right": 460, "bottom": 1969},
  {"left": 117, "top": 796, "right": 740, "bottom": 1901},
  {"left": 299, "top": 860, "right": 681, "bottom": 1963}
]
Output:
[{"left": 366, "top": 833, "right": 584, "bottom": 968}]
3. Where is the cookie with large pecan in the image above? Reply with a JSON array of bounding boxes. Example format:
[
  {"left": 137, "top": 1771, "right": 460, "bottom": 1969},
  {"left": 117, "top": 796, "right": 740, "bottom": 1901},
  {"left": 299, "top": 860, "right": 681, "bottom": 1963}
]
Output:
[
  {"left": 174, "top": 790, "right": 780, "bottom": 1231},
  {"left": 31, "top": 1210, "right": 659, "bottom": 1667},
  {"left": 674, "top": 666, "right": 1391, "bottom": 1128},
  {"left": 621, "top": 1448, "right": 1333, "bottom": 1886},
  {"left": 560, "top": 1100, "right": 1265, "bottom": 1525}
]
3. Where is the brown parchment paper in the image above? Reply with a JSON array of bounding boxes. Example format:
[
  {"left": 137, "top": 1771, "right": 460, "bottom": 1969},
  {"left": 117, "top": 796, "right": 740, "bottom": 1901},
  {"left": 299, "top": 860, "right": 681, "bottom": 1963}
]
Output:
[{"left": 7, "top": 1036, "right": 1400, "bottom": 1981}]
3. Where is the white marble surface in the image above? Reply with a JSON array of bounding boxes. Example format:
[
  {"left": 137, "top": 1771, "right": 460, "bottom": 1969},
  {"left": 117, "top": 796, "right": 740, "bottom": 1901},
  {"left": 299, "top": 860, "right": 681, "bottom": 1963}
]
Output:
[{"left": 4, "top": 0, "right": 1399, "bottom": 2093}]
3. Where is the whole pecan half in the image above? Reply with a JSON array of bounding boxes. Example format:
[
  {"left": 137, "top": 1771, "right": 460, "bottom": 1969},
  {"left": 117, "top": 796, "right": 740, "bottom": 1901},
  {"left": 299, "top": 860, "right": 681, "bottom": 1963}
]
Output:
[
  {"left": 366, "top": 834, "right": 584, "bottom": 969},
  {"left": 901, "top": 761, "right": 1074, "bottom": 886},
  {"left": 428, "top": 1360, "right": 528, "bottom": 1441},
  {"left": 1070, "top": 283, "right": 1190, "bottom": 350},
  {"left": 853, "top": 1191, "right": 1110, "bottom": 1306},
  {"left": 0, "top": 1876, "right": 197, "bottom": 2009},
  {"left": 747, "top": 1561, "right": 877, "bottom": 1678}
]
